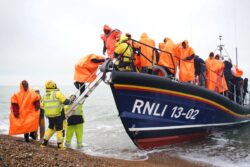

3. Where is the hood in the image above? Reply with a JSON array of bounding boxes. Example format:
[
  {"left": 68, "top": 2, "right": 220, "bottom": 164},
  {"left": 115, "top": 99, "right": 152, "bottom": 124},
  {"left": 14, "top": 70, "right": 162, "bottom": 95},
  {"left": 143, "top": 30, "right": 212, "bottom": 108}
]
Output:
[
  {"left": 19, "top": 80, "right": 29, "bottom": 92},
  {"left": 183, "top": 40, "right": 189, "bottom": 48},
  {"left": 103, "top": 24, "right": 112, "bottom": 32},
  {"left": 140, "top": 32, "right": 148, "bottom": 39}
]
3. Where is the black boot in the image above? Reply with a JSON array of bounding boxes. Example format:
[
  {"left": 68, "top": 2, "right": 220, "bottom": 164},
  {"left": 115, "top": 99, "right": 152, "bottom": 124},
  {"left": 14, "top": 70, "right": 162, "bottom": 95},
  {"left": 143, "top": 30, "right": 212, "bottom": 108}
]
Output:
[{"left": 24, "top": 133, "right": 30, "bottom": 142}]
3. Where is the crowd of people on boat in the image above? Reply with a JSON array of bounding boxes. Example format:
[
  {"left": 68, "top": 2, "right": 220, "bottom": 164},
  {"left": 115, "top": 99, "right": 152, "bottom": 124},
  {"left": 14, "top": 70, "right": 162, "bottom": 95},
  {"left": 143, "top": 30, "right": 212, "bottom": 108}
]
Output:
[
  {"left": 75, "top": 24, "right": 248, "bottom": 105},
  {"left": 9, "top": 25, "right": 249, "bottom": 151}
]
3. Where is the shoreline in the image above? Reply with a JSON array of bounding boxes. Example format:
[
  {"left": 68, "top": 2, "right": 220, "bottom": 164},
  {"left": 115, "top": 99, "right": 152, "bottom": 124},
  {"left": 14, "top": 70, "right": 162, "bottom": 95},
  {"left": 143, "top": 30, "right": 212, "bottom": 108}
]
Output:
[{"left": 0, "top": 134, "right": 212, "bottom": 167}]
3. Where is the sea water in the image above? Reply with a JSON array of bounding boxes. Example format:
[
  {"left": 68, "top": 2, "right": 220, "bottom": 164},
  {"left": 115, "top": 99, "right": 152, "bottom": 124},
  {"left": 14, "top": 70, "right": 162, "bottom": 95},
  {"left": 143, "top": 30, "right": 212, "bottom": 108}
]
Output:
[{"left": 1, "top": 84, "right": 250, "bottom": 166}]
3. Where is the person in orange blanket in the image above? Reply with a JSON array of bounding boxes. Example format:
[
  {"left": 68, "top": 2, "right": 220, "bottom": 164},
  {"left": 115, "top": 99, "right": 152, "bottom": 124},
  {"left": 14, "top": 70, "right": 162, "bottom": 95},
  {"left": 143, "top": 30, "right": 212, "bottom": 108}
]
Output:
[
  {"left": 175, "top": 40, "right": 196, "bottom": 82},
  {"left": 74, "top": 54, "right": 105, "bottom": 94},
  {"left": 134, "top": 33, "right": 156, "bottom": 74},
  {"left": 101, "top": 24, "right": 122, "bottom": 59},
  {"left": 10, "top": 80, "right": 40, "bottom": 142},
  {"left": 214, "top": 54, "right": 228, "bottom": 94},
  {"left": 205, "top": 52, "right": 217, "bottom": 91},
  {"left": 158, "top": 37, "right": 178, "bottom": 77}
]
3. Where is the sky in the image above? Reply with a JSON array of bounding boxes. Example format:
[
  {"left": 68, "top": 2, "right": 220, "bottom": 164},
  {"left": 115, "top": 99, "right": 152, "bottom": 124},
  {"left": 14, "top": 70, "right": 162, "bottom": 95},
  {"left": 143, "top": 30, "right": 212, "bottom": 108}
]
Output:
[{"left": 0, "top": 0, "right": 249, "bottom": 86}]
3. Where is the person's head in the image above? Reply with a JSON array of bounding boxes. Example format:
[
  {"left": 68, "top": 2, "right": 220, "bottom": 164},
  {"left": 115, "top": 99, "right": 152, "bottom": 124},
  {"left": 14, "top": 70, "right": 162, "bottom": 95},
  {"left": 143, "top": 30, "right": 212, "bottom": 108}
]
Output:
[
  {"left": 103, "top": 24, "right": 111, "bottom": 35},
  {"left": 32, "top": 87, "right": 40, "bottom": 95},
  {"left": 21, "top": 80, "right": 29, "bottom": 91},
  {"left": 209, "top": 52, "right": 214, "bottom": 58},
  {"left": 45, "top": 80, "right": 57, "bottom": 89},
  {"left": 182, "top": 41, "right": 186, "bottom": 49},
  {"left": 244, "top": 78, "right": 248, "bottom": 82},
  {"left": 215, "top": 54, "right": 220, "bottom": 60}
]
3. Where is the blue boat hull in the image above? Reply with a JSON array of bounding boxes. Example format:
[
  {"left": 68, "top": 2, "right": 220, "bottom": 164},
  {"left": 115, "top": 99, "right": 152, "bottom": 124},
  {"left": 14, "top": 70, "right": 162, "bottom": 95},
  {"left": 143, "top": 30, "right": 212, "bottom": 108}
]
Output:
[{"left": 110, "top": 71, "right": 250, "bottom": 149}]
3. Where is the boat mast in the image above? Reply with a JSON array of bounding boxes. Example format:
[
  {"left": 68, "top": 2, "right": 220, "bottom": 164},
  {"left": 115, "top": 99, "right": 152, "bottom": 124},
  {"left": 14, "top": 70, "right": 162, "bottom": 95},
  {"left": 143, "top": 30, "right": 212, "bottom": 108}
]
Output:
[{"left": 219, "top": 35, "right": 223, "bottom": 58}]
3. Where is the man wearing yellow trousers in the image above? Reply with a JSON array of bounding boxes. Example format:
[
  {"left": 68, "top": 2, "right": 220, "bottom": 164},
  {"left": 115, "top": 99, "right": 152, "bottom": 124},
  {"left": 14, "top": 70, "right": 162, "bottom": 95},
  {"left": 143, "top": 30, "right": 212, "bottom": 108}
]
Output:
[{"left": 65, "top": 94, "right": 84, "bottom": 149}]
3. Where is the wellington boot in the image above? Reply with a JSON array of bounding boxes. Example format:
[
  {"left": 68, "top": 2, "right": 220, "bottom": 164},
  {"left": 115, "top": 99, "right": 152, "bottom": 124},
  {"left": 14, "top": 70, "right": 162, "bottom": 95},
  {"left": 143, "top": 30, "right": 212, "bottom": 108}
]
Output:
[
  {"left": 40, "top": 139, "right": 48, "bottom": 148},
  {"left": 57, "top": 143, "right": 65, "bottom": 151}
]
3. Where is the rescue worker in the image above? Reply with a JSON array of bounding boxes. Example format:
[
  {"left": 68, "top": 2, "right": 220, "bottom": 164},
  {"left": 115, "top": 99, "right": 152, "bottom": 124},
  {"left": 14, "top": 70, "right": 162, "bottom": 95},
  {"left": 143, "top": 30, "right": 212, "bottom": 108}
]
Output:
[
  {"left": 134, "top": 33, "right": 156, "bottom": 74},
  {"left": 40, "top": 80, "right": 71, "bottom": 150},
  {"left": 101, "top": 24, "right": 122, "bottom": 58},
  {"left": 113, "top": 34, "right": 134, "bottom": 72},
  {"left": 243, "top": 78, "right": 248, "bottom": 104},
  {"left": 194, "top": 56, "right": 206, "bottom": 87},
  {"left": 65, "top": 94, "right": 84, "bottom": 149},
  {"left": 175, "top": 40, "right": 196, "bottom": 82},
  {"left": 231, "top": 65, "right": 244, "bottom": 104},
  {"left": 9, "top": 80, "right": 40, "bottom": 142},
  {"left": 33, "top": 87, "right": 45, "bottom": 143},
  {"left": 158, "top": 37, "right": 177, "bottom": 77},
  {"left": 74, "top": 54, "right": 105, "bottom": 94}
]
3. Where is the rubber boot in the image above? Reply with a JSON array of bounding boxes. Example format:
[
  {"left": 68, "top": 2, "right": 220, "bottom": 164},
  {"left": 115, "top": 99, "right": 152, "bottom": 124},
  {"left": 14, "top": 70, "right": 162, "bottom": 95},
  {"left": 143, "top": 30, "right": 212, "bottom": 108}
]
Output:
[
  {"left": 57, "top": 143, "right": 65, "bottom": 151},
  {"left": 40, "top": 139, "right": 48, "bottom": 148}
]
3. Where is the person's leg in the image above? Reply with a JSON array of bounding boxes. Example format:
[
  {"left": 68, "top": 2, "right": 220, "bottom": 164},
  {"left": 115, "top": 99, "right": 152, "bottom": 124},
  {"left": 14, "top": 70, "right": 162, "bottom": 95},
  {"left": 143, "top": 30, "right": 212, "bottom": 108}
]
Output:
[
  {"left": 41, "top": 117, "right": 55, "bottom": 147},
  {"left": 74, "top": 82, "right": 85, "bottom": 95},
  {"left": 24, "top": 133, "right": 29, "bottom": 142},
  {"left": 39, "top": 118, "right": 45, "bottom": 142},
  {"left": 75, "top": 123, "right": 84, "bottom": 149},
  {"left": 54, "top": 115, "right": 65, "bottom": 150},
  {"left": 29, "top": 131, "right": 38, "bottom": 140},
  {"left": 65, "top": 125, "right": 75, "bottom": 147}
]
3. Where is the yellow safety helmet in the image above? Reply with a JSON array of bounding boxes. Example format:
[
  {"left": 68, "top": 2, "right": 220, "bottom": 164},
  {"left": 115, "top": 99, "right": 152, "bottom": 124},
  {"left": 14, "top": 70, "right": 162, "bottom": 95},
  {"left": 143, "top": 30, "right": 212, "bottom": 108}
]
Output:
[{"left": 45, "top": 80, "right": 57, "bottom": 89}]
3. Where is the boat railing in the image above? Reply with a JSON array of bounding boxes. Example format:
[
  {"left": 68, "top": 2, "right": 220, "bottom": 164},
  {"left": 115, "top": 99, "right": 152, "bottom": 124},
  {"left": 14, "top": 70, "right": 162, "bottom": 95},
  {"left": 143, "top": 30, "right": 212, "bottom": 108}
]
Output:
[
  {"left": 131, "top": 39, "right": 176, "bottom": 76},
  {"left": 127, "top": 39, "right": 248, "bottom": 107}
]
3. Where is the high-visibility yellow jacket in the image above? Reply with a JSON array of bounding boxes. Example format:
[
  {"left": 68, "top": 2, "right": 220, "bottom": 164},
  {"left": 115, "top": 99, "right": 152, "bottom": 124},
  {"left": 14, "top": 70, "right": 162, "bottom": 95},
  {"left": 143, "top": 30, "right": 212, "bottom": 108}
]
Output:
[{"left": 42, "top": 89, "right": 66, "bottom": 117}]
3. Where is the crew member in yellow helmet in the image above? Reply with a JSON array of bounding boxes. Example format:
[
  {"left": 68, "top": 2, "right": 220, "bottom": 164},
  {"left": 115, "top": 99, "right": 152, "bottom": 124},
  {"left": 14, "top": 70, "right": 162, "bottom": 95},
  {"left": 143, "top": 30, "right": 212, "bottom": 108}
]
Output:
[
  {"left": 40, "top": 80, "right": 72, "bottom": 150},
  {"left": 114, "top": 34, "right": 134, "bottom": 72},
  {"left": 64, "top": 94, "right": 84, "bottom": 149}
]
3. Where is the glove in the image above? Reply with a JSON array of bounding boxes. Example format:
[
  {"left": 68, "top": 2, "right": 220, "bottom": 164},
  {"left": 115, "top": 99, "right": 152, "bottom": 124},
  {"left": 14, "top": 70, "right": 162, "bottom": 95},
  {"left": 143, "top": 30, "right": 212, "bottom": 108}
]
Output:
[
  {"left": 11, "top": 103, "right": 19, "bottom": 118},
  {"left": 91, "top": 58, "right": 105, "bottom": 63},
  {"left": 33, "top": 100, "right": 40, "bottom": 111}
]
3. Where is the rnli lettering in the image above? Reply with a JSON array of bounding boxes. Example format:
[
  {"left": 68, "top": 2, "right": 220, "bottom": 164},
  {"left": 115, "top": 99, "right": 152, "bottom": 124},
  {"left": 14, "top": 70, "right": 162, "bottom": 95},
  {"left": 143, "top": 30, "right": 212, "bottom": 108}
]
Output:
[
  {"left": 132, "top": 99, "right": 168, "bottom": 117},
  {"left": 131, "top": 99, "right": 200, "bottom": 120}
]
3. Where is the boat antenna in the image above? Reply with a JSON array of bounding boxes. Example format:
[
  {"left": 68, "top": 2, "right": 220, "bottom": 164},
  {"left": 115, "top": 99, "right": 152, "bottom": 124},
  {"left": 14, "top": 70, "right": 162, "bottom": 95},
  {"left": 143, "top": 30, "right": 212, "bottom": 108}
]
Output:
[
  {"left": 219, "top": 35, "right": 223, "bottom": 58},
  {"left": 214, "top": 35, "right": 230, "bottom": 61}
]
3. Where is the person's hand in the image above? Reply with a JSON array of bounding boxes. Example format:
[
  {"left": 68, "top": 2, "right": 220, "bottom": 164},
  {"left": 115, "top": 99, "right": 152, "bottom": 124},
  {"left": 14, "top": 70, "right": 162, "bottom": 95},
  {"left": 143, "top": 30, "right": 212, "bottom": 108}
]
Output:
[
  {"left": 91, "top": 58, "right": 105, "bottom": 63},
  {"left": 13, "top": 111, "right": 19, "bottom": 118}
]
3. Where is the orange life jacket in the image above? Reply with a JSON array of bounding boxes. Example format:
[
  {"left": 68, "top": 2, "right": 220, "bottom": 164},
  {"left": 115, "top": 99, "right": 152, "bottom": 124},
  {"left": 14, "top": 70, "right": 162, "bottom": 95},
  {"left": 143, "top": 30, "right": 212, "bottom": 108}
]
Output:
[
  {"left": 9, "top": 82, "right": 40, "bottom": 135},
  {"left": 74, "top": 54, "right": 105, "bottom": 83}
]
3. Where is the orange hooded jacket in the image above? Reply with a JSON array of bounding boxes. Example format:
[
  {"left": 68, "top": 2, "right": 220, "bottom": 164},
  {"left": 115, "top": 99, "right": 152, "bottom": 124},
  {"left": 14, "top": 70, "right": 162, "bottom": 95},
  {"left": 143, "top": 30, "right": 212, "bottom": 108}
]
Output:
[
  {"left": 9, "top": 82, "right": 40, "bottom": 135},
  {"left": 137, "top": 33, "right": 156, "bottom": 67},
  {"left": 74, "top": 54, "right": 105, "bottom": 83},
  {"left": 158, "top": 38, "right": 178, "bottom": 74},
  {"left": 101, "top": 25, "right": 121, "bottom": 58},
  {"left": 176, "top": 40, "right": 195, "bottom": 82},
  {"left": 205, "top": 57, "right": 217, "bottom": 91},
  {"left": 214, "top": 59, "right": 228, "bottom": 93}
]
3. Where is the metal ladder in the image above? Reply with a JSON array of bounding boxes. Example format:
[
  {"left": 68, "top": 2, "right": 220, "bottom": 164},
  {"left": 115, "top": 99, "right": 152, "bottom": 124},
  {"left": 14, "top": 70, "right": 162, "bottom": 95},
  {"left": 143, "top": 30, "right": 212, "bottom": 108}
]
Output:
[{"left": 65, "top": 59, "right": 114, "bottom": 118}]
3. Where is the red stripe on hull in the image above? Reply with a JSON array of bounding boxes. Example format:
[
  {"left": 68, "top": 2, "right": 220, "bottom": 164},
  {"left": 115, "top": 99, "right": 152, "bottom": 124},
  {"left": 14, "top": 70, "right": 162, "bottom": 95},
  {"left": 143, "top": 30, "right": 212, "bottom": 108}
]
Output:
[{"left": 134, "top": 132, "right": 208, "bottom": 149}]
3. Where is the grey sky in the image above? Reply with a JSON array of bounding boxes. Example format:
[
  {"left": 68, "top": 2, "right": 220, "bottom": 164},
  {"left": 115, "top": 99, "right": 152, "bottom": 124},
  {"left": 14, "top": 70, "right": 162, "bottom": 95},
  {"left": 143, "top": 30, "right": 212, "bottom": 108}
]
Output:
[{"left": 0, "top": 0, "right": 249, "bottom": 86}]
